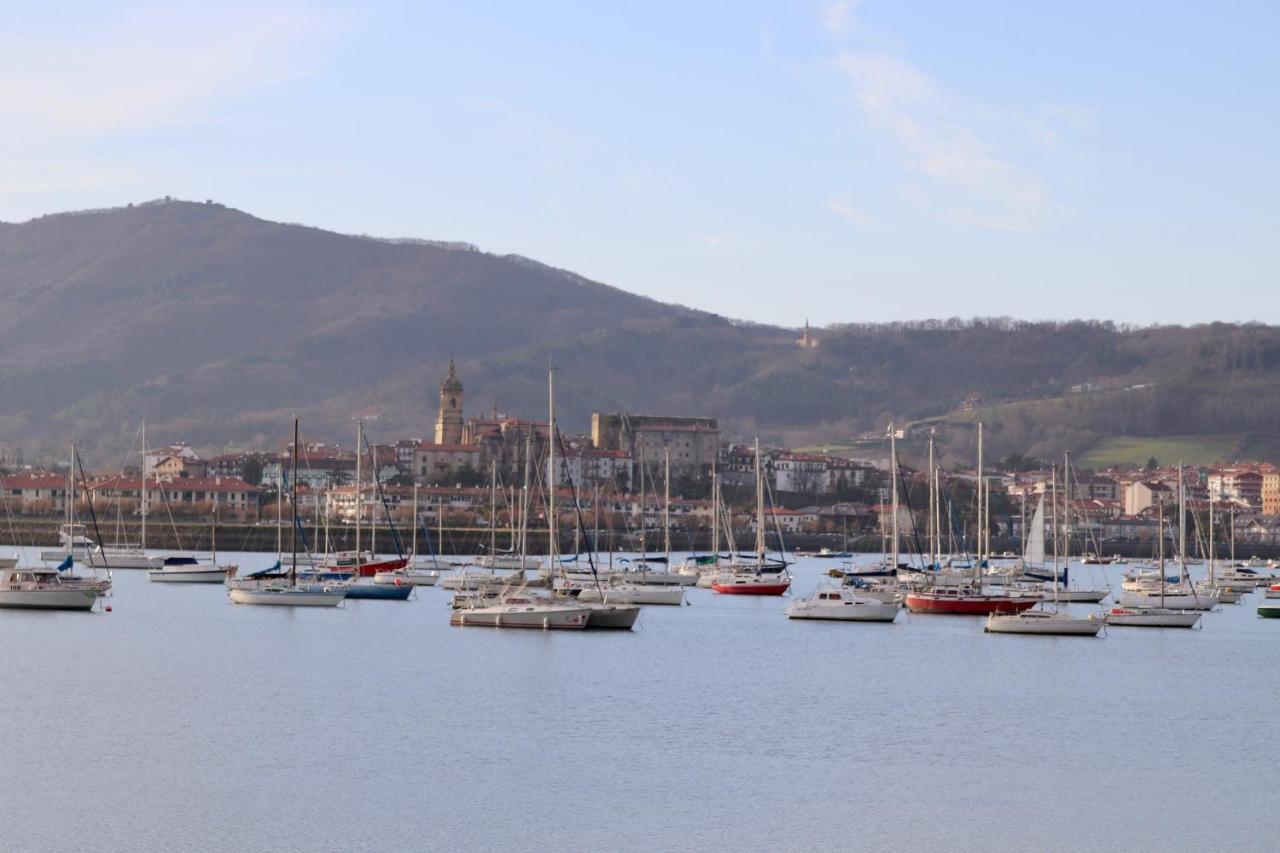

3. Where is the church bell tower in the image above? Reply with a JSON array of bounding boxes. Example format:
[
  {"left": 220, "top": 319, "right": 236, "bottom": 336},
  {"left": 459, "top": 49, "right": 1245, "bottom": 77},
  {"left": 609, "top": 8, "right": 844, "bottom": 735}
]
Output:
[{"left": 435, "top": 358, "right": 464, "bottom": 444}]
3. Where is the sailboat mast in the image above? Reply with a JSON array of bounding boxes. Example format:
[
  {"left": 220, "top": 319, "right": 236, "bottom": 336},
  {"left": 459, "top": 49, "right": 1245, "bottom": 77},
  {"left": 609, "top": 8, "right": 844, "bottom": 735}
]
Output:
[
  {"left": 291, "top": 417, "right": 299, "bottom": 585},
  {"left": 1158, "top": 498, "right": 1166, "bottom": 608},
  {"left": 355, "top": 421, "right": 363, "bottom": 559},
  {"left": 489, "top": 459, "right": 497, "bottom": 557},
  {"left": 711, "top": 473, "right": 721, "bottom": 561},
  {"left": 1208, "top": 493, "right": 1215, "bottom": 585},
  {"left": 547, "top": 366, "right": 557, "bottom": 568},
  {"left": 663, "top": 447, "right": 671, "bottom": 563},
  {"left": 889, "top": 423, "right": 898, "bottom": 570},
  {"left": 927, "top": 432, "right": 935, "bottom": 568},
  {"left": 1178, "top": 461, "right": 1186, "bottom": 583},
  {"left": 754, "top": 438, "right": 765, "bottom": 568},
  {"left": 1052, "top": 465, "right": 1060, "bottom": 608},
  {"left": 975, "top": 421, "right": 983, "bottom": 578},
  {"left": 141, "top": 420, "right": 148, "bottom": 552},
  {"left": 68, "top": 444, "right": 76, "bottom": 539},
  {"left": 411, "top": 484, "right": 419, "bottom": 561},
  {"left": 638, "top": 445, "right": 646, "bottom": 557}
]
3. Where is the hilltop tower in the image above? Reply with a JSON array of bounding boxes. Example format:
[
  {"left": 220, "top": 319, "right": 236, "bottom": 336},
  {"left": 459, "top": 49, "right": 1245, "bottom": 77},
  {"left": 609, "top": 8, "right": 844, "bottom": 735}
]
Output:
[{"left": 434, "top": 358, "right": 464, "bottom": 445}]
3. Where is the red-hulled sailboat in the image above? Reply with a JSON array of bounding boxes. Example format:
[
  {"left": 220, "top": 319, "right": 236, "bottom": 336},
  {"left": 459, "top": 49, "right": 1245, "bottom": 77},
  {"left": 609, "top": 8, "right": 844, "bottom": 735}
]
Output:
[
  {"left": 318, "top": 420, "right": 410, "bottom": 578},
  {"left": 902, "top": 422, "right": 1039, "bottom": 615}
]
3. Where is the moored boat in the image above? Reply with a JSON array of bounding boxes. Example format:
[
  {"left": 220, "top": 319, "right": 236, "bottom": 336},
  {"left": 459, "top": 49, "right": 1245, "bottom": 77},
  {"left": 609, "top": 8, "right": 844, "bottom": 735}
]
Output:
[
  {"left": 986, "top": 608, "right": 1104, "bottom": 636},
  {"left": 1258, "top": 603, "right": 1280, "bottom": 619},
  {"left": 1101, "top": 606, "right": 1201, "bottom": 629},
  {"left": 0, "top": 564, "right": 104, "bottom": 611},
  {"left": 786, "top": 585, "right": 899, "bottom": 622}
]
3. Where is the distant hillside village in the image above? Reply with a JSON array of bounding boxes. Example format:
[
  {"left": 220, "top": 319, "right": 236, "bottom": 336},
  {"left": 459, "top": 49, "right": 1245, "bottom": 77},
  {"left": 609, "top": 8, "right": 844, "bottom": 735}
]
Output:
[{"left": 4, "top": 363, "right": 1280, "bottom": 548}]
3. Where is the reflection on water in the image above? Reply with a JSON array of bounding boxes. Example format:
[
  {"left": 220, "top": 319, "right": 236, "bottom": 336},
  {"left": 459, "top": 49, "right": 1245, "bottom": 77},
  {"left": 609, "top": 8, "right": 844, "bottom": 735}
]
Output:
[{"left": 0, "top": 551, "right": 1275, "bottom": 852}]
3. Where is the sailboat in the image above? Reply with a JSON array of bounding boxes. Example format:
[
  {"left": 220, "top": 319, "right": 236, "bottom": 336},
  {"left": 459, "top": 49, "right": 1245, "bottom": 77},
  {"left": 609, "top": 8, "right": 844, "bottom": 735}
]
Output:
[
  {"left": 1044, "top": 454, "right": 1110, "bottom": 603},
  {"left": 97, "top": 422, "right": 164, "bottom": 570},
  {"left": 375, "top": 485, "right": 441, "bottom": 586},
  {"left": 148, "top": 504, "right": 234, "bottom": 583},
  {"left": 1117, "top": 463, "right": 1217, "bottom": 611},
  {"left": 986, "top": 464, "right": 1105, "bottom": 636},
  {"left": 712, "top": 439, "right": 792, "bottom": 595},
  {"left": 341, "top": 421, "right": 413, "bottom": 601},
  {"left": 904, "top": 423, "right": 1039, "bottom": 615},
  {"left": 228, "top": 419, "right": 346, "bottom": 607},
  {"left": 624, "top": 447, "right": 696, "bottom": 587},
  {"left": 450, "top": 367, "right": 609, "bottom": 629},
  {"left": 1104, "top": 499, "right": 1202, "bottom": 628}
]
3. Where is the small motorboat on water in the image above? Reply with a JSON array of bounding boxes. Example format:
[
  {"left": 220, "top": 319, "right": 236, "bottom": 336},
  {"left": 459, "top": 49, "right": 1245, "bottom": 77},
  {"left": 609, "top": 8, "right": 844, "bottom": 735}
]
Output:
[
  {"left": 0, "top": 564, "right": 107, "bottom": 611},
  {"left": 786, "top": 585, "right": 899, "bottom": 622},
  {"left": 1258, "top": 603, "right": 1280, "bottom": 619}
]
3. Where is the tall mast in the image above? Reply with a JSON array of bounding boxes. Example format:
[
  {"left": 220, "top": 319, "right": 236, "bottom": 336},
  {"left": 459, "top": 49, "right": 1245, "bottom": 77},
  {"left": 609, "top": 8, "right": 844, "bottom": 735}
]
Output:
[
  {"left": 275, "top": 465, "right": 282, "bottom": 557},
  {"left": 975, "top": 421, "right": 983, "bottom": 579},
  {"left": 711, "top": 473, "right": 721, "bottom": 562},
  {"left": 489, "top": 459, "right": 497, "bottom": 558},
  {"left": 141, "top": 419, "right": 148, "bottom": 552},
  {"left": 1158, "top": 498, "right": 1166, "bottom": 608},
  {"left": 520, "top": 433, "right": 532, "bottom": 562},
  {"left": 754, "top": 438, "right": 765, "bottom": 568},
  {"left": 927, "top": 431, "right": 935, "bottom": 568},
  {"left": 889, "top": 423, "right": 898, "bottom": 570},
  {"left": 638, "top": 445, "right": 646, "bottom": 557},
  {"left": 547, "top": 366, "right": 556, "bottom": 568},
  {"left": 411, "top": 484, "right": 419, "bottom": 561},
  {"left": 663, "top": 447, "right": 671, "bottom": 564},
  {"left": 355, "top": 420, "right": 363, "bottom": 560},
  {"left": 290, "top": 417, "right": 299, "bottom": 586},
  {"left": 1208, "top": 492, "right": 1215, "bottom": 585},
  {"left": 1178, "top": 461, "right": 1186, "bottom": 584},
  {"left": 1051, "top": 465, "right": 1060, "bottom": 608},
  {"left": 68, "top": 444, "right": 76, "bottom": 538}
]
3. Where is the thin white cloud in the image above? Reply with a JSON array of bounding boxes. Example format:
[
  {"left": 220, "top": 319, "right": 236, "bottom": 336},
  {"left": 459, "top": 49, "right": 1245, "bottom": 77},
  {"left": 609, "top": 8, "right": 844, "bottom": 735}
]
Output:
[
  {"left": 0, "top": 2, "right": 345, "bottom": 203},
  {"left": 824, "top": 1, "right": 859, "bottom": 35},
  {"left": 826, "top": 199, "right": 874, "bottom": 227},
  {"left": 835, "top": 52, "right": 1056, "bottom": 231}
]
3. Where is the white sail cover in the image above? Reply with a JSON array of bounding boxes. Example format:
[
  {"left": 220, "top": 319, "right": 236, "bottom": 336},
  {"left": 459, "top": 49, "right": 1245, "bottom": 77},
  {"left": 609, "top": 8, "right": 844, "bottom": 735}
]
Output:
[{"left": 1024, "top": 496, "right": 1046, "bottom": 566}]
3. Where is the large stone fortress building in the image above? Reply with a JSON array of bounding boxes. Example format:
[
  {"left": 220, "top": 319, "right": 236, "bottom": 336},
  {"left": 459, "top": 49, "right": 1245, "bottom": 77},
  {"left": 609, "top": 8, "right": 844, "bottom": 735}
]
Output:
[{"left": 591, "top": 413, "right": 719, "bottom": 478}]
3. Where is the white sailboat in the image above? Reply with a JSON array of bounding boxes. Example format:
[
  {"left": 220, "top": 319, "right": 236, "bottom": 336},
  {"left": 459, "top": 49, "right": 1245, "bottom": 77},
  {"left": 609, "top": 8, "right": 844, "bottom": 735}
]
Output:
[
  {"left": 1118, "top": 463, "right": 1217, "bottom": 611},
  {"left": 375, "top": 485, "right": 441, "bottom": 586},
  {"left": 986, "top": 463, "right": 1105, "bottom": 636},
  {"left": 1104, "top": 498, "right": 1202, "bottom": 628},
  {"left": 149, "top": 505, "right": 233, "bottom": 583},
  {"left": 228, "top": 419, "right": 346, "bottom": 607}
]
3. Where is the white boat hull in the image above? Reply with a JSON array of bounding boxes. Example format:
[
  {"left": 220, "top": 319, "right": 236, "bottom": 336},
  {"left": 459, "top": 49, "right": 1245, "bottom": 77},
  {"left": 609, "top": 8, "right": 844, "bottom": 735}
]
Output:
[
  {"left": 149, "top": 567, "right": 228, "bottom": 583},
  {"left": 450, "top": 603, "right": 591, "bottom": 629},
  {"left": 1104, "top": 608, "right": 1201, "bottom": 628},
  {"left": 97, "top": 551, "right": 164, "bottom": 569},
  {"left": 1053, "top": 587, "right": 1111, "bottom": 603},
  {"left": 374, "top": 569, "right": 439, "bottom": 587},
  {"left": 1118, "top": 590, "right": 1217, "bottom": 610},
  {"left": 619, "top": 571, "right": 697, "bottom": 587},
  {"left": 576, "top": 585, "right": 683, "bottom": 606},
  {"left": 985, "top": 610, "right": 1103, "bottom": 636},
  {"left": 0, "top": 588, "right": 99, "bottom": 610},
  {"left": 228, "top": 586, "right": 345, "bottom": 607},
  {"left": 786, "top": 601, "right": 899, "bottom": 622}
]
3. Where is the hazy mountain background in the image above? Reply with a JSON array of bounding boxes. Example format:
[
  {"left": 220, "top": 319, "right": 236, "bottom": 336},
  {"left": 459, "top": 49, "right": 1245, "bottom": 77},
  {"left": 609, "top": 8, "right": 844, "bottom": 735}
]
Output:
[{"left": 2, "top": 198, "right": 1279, "bottom": 468}]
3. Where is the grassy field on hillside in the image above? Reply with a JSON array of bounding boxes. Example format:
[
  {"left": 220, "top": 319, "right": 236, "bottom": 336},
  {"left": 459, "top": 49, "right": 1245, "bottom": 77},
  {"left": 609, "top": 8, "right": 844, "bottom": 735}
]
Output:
[{"left": 1078, "top": 435, "right": 1239, "bottom": 468}]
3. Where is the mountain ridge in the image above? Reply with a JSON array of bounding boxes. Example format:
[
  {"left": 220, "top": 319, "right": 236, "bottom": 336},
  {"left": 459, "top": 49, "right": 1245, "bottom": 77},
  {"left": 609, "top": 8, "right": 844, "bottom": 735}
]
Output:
[{"left": 2, "top": 199, "right": 1279, "bottom": 467}]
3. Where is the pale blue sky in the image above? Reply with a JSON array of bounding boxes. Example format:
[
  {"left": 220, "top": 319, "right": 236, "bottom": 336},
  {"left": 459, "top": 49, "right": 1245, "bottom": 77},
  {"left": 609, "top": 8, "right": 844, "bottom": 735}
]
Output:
[{"left": 2, "top": 1, "right": 1276, "bottom": 325}]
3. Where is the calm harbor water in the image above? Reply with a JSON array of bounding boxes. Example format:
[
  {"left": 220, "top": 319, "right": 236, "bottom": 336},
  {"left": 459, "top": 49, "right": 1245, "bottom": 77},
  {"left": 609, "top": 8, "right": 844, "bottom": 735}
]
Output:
[{"left": 1, "top": 550, "right": 1276, "bottom": 852}]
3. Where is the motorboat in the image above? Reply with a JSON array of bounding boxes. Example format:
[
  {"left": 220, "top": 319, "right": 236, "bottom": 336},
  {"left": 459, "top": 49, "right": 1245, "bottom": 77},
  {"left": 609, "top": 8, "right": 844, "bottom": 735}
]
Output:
[
  {"left": 449, "top": 594, "right": 591, "bottom": 629},
  {"left": 1265, "top": 585, "right": 1280, "bottom": 600},
  {"left": 786, "top": 585, "right": 899, "bottom": 622},
  {"left": 985, "top": 608, "right": 1104, "bottom": 636},
  {"left": 0, "top": 564, "right": 107, "bottom": 611},
  {"left": 1101, "top": 606, "right": 1201, "bottom": 628},
  {"left": 148, "top": 556, "right": 230, "bottom": 583},
  {"left": 1258, "top": 603, "right": 1280, "bottom": 619}
]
